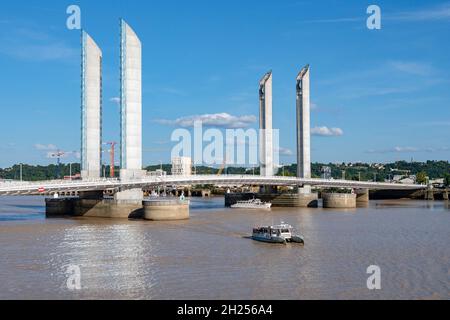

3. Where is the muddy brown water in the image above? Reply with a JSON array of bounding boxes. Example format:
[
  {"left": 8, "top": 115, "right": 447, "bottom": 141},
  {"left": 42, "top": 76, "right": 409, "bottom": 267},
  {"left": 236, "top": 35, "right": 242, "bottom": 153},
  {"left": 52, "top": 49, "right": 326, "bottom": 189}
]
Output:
[{"left": 0, "top": 196, "right": 449, "bottom": 300}]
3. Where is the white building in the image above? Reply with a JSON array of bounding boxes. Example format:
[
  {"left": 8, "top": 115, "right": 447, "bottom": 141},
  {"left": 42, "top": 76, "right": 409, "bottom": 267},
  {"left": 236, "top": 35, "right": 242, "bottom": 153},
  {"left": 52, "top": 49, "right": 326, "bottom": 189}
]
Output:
[
  {"left": 171, "top": 157, "right": 192, "bottom": 176},
  {"left": 147, "top": 169, "right": 167, "bottom": 178}
]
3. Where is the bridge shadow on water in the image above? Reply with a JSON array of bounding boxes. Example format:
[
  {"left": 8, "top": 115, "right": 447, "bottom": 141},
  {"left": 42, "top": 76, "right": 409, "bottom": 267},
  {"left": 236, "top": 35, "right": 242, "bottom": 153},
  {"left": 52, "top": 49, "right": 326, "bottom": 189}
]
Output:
[{"left": 0, "top": 198, "right": 45, "bottom": 222}]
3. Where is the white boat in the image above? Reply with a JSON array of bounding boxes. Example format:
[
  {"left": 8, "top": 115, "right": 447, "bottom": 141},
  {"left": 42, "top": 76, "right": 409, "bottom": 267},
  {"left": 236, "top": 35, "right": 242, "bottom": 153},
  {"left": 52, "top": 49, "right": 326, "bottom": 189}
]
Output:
[
  {"left": 252, "top": 223, "right": 304, "bottom": 245},
  {"left": 231, "top": 198, "right": 272, "bottom": 209}
]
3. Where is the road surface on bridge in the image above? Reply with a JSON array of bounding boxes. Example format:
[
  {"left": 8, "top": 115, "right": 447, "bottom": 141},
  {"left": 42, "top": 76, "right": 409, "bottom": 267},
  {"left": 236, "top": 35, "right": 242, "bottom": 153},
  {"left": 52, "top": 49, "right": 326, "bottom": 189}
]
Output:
[{"left": 0, "top": 175, "right": 426, "bottom": 196}]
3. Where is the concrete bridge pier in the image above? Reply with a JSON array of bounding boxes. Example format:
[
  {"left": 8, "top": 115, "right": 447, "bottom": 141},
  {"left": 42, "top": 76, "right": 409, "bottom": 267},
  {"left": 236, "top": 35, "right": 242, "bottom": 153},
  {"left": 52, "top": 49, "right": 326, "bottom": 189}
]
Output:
[
  {"left": 425, "top": 188, "right": 434, "bottom": 201},
  {"left": 143, "top": 199, "right": 190, "bottom": 221},
  {"left": 356, "top": 189, "right": 370, "bottom": 203},
  {"left": 293, "top": 186, "right": 318, "bottom": 208},
  {"left": 443, "top": 189, "right": 448, "bottom": 201},
  {"left": 322, "top": 193, "right": 357, "bottom": 209},
  {"left": 201, "top": 189, "right": 211, "bottom": 197},
  {"left": 46, "top": 188, "right": 145, "bottom": 219},
  {"left": 260, "top": 185, "right": 277, "bottom": 194}
]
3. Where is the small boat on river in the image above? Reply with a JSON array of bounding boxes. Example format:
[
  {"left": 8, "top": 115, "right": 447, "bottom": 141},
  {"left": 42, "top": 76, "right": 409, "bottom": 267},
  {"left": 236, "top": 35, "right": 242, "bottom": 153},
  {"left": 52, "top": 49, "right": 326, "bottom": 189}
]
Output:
[
  {"left": 231, "top": 198, "right": 272, "bottom": 209},
  {"left": 252, "top": 223, "right": 304, "bottom": 245}
]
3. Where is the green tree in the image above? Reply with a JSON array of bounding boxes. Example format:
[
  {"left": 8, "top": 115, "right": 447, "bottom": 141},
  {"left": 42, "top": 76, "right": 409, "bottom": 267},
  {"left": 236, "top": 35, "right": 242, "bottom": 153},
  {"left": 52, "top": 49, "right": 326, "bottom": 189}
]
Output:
[{"left": 416, "top": 171, "right": 427, "bottom": 185}]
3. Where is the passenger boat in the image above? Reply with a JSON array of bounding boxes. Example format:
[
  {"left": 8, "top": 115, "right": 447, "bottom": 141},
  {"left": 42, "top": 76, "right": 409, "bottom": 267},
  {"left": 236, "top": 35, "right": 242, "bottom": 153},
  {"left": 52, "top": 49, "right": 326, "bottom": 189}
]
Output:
[
  {"left": 252, "top": 223, "right": 304, "bottom": 245},
  {"left": 231, "top": 198, "right": 272, "bottom": 209}
]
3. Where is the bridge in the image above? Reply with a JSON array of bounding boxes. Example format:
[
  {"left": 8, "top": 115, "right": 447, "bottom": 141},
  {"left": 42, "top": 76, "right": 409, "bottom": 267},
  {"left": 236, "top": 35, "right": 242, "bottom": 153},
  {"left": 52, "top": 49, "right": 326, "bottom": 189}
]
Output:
[
  {"left": 0, "top": 175, "right": 426, "bottom": 196},
  {"left": 0, "top": 24, "right": 431, "bottom": 215}
]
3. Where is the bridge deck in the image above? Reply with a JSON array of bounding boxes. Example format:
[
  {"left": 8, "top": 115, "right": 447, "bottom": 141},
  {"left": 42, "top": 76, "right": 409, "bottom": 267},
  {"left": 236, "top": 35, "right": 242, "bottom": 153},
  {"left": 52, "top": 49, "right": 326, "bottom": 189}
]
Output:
[{"left": 0, "top": 175, "right": 426, "bottom": 196}]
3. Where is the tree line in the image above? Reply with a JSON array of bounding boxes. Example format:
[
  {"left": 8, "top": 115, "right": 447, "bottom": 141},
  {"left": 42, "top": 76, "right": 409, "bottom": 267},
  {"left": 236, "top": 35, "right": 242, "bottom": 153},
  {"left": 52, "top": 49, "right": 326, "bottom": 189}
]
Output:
[{"left": 1, "top": 161, "right": 449, "bottom": 186}]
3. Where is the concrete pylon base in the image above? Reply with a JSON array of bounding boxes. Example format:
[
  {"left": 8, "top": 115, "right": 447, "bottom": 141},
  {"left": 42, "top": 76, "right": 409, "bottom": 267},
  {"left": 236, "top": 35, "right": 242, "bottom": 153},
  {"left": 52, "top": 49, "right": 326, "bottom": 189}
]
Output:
[
  {"left": 443, "top": 189, "right": 449, "bottom": 201},
  {"left": 356, "top": 189, "right": 369, "bottom": 203},
  {"left": 272, "top": 193, "right": 318, "bottom": 208},
  {"left": 425, "top": 189, "right": 434, "bottom": 201},
  {"left": 45, "top": 198, "right": 143, "bottom": 219},
  {"left": 322, "top": 193, "right": 357, "bottom": 209},
  {"left": 143, "top": 199, "right": 190, "bottom": 221}
]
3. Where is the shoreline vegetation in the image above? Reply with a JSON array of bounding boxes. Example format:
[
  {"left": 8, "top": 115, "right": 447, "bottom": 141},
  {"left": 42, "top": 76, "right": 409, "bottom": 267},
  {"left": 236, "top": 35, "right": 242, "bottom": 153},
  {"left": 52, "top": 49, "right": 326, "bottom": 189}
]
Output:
[{"left": 0, "top": 161, "right": 449, "bottom": 185}]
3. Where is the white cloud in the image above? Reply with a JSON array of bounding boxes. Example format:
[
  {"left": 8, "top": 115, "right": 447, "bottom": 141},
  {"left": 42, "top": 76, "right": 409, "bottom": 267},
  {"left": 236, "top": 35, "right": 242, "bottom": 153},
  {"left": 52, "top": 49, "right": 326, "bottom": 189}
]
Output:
[
  {"left": 34, "top": 144, "right": 58, "bottom": 151},
  {"left": 311, "top": 127, "right": 344, "bottom": 137},
  {"left": 0, "top": 26, "right": 77, "bottom": 62},
  {"left": 302, "top": 3, "right": 450, "bottom": 24},
  {"left": 389, "top": 61, "right": 435, "bottom": 76},
  {"left": 155, "top": 113, "right": 257, "bottom": 129},
  {"left": 388, "top": 3, "right": 450, "bottom": 22},
  {"left": 0, "top": 41, "right": 77, "bottom": 61},
  {"left": 277, "top": 147, "right": 294, "bottom": 156},
  {"left": 302, "top": 17, "right": 363, "bottom": 24}
]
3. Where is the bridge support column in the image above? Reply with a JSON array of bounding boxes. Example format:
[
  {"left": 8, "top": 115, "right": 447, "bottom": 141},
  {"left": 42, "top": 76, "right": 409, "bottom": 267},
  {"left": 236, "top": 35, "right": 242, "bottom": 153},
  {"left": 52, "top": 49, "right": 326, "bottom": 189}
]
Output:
[
  {"left": 46, "top": 198, "right": 74, "bottom": 217},
  {"left": 425, "top": 188, "right": 434, "bottom": 201},
  {"left": 271, "top": 192, "right": 318, "bottom": 208},
  {"left": 143, "top": 199, "right": 190, "bottom": 221},
  {"left": 260, "top": 186, "right": 277, "bottom": 194},
  {"left": 322, "top": 193, "right": 357, "bottom": 209},
  {"left": 356, "top": 189, "right": 369, "bottom": 203},
  {"left": 443, "top": 189, "right": 448, "bottom": 201},
  {"left": 71, "top": 188, "right": 144, "bottom": 219},
  {"left": 201, "top": 189, "right": 210, "bottom": 197}
]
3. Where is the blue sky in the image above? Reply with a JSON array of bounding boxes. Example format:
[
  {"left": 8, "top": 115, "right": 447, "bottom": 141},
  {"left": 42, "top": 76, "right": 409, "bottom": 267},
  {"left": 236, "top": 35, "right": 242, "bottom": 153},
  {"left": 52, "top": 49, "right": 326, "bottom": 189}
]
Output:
[{"left": 0, "top": 0, "right": 449, "bottom": 167}]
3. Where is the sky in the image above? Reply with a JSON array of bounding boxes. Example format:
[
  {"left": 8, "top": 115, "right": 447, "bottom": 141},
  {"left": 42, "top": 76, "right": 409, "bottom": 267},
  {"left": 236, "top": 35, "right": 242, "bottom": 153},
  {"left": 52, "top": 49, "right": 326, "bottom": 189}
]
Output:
[{"left": 0, "top": 0, "right": 449, "bottom": 168}]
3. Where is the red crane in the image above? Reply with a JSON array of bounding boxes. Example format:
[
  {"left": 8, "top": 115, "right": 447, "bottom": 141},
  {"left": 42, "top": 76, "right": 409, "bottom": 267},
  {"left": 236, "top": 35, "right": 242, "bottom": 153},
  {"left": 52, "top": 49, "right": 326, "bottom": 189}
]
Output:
[{"left": 105, "top": 142, "right": 117, "bottom": 178}]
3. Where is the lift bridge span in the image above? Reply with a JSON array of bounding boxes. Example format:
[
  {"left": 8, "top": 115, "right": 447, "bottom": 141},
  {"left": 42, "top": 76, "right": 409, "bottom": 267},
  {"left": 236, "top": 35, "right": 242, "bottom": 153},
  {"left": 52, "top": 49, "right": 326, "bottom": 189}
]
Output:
[{"left": 0, "top": 175, "right": 426, "bottom": 196}]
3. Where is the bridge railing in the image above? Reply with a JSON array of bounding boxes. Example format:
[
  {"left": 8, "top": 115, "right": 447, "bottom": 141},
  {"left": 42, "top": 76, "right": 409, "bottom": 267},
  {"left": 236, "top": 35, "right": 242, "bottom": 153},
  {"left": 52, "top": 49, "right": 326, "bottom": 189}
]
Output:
[{"left": 0, "top": 174, "right": 426, "bottom": 195}]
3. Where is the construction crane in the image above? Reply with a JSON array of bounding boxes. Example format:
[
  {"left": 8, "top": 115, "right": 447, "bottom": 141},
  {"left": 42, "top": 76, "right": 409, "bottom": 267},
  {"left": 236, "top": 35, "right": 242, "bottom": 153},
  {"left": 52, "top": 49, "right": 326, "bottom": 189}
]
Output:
[
  {"left": 217, "top": 153, "right": 227, "bottom": 176},
  {"left": 49, "top": 150, "right": 75, "bottom": 179},
  {"left": 104, "top": 142, "right": 118, "bottom": 178}
]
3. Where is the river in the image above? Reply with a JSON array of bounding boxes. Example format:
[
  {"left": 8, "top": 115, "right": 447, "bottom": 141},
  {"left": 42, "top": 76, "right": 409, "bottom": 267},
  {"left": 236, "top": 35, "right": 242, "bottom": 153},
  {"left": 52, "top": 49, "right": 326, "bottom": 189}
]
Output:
[{"left": 0, "top": 196, "right": 448, "bottom": 300}]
